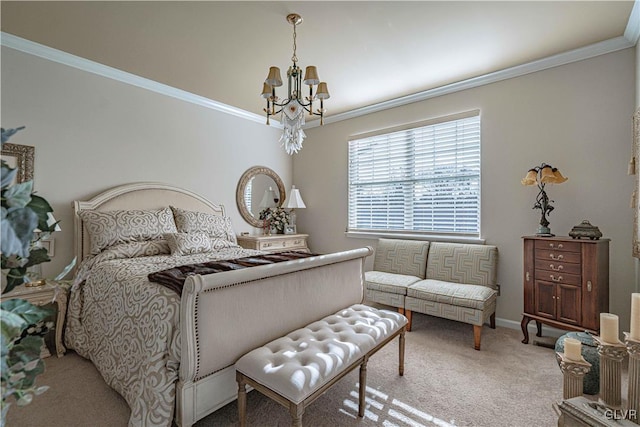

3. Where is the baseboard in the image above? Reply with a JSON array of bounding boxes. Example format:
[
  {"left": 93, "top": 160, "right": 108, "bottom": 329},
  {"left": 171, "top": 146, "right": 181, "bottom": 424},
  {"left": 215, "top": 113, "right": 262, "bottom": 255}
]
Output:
[{"left": 495, "top": 316, "right": 566, "bottom": 339}]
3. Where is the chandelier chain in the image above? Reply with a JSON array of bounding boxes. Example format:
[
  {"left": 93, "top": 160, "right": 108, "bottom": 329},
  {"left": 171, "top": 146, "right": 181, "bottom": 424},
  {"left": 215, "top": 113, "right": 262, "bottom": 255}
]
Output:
[{"left": 291, "top": 22, "right": 298, "bottom": 65}]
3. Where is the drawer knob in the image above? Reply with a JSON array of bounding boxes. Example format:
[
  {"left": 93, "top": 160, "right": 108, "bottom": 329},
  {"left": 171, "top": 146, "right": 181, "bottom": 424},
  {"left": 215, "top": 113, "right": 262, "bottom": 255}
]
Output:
[
  {"left": 549, "top": 243, "right": 564, "bottom": 249},
  {"left": 549, "top": 253, "right": 564, "bottom": 261},
  {"left": 549, "top": 264, "right": 563, "bottom": 271},
  {"left": 550, "top": 274, "right": 563, "bottom": 282},
  {"left": 587, "top": 281, "right": 592, "bottom": 292},
  {"left": 525, "top": 272, "right": 530, "bottom": 282}
]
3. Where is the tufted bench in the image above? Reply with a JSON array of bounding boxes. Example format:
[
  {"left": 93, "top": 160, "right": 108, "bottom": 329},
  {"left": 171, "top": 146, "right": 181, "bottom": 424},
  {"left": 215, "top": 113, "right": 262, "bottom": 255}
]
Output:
[{"left": 235, "top": 304, "right": 407, "bottom": 426}]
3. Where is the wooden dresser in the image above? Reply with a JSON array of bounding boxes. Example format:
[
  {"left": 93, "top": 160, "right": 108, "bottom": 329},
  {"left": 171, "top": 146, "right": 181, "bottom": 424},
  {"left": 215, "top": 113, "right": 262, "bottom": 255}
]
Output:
[
  {"left": 521, "top": 236, "right": 609, "bottom": 344},
  {"left": 237, "top": 233, "right": 309, "bottom": 253}
]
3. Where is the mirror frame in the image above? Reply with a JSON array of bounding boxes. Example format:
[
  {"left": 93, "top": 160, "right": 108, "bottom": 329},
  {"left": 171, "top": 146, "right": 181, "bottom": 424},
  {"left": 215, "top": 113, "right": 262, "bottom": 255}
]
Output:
[{"left": 236, "top": 166, "right": 286, "bottom": 228}]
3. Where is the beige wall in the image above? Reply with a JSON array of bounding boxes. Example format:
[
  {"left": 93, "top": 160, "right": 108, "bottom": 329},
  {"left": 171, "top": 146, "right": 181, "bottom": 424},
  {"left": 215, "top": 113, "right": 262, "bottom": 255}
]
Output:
[
  {"left": 2, "top": 36, "right": 637, "bottom": 332},
  {"left": 294, "top": 48, "right": 637, "bottom": 330},
  {"left": 1, "top": 46, "right": 289, "bottom": 277}
]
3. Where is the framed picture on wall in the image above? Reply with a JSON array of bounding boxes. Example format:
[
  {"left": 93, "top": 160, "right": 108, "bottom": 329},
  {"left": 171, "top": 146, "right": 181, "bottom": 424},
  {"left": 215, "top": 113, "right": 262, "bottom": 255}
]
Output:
[
  {"left": 1, "top": 142, "right": 34, "bottom": 184},
  {"left": 284, "top": 225, "right": 297, "bottom": 235}
]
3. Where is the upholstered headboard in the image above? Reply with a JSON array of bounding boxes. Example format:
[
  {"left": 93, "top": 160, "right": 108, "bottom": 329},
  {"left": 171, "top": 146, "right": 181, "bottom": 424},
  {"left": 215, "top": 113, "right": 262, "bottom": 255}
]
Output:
[{"left": 73, "top": 182, "right": 225, "bottom": 264}]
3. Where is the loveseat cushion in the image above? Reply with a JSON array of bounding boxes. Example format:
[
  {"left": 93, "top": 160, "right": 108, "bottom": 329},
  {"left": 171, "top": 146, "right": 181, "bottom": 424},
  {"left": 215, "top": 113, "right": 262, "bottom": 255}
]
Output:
[
  {"left": 407, "top": 279, "right": 497, "bottom": 310},
  {"left": 425, "top": 242, "right": 498, "bottom": 287},
  {"left": 373, "top": 239, "right": 430, "bottom": 279},
  {"left": 365, "top": 271, "right": 421, "bottom": 295}
]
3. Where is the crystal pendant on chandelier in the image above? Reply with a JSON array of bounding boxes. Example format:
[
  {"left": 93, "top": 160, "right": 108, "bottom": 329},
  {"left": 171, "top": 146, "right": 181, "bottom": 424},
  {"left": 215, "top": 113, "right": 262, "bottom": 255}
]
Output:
[{"left": 261, "top": 13, "right": 330, "bottom": 155}]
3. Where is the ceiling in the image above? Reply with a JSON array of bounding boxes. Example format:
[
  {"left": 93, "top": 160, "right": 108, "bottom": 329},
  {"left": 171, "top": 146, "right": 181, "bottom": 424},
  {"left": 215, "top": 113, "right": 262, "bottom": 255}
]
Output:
[{"left": 1, "top": 1, "right": 637, "bottom": 124}]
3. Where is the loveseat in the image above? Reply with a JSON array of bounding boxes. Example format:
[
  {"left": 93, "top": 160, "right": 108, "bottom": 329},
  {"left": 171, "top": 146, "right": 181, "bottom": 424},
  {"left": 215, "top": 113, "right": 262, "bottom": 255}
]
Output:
[{"left": 364, "top": 238, "right": 499, "bottom": 350}]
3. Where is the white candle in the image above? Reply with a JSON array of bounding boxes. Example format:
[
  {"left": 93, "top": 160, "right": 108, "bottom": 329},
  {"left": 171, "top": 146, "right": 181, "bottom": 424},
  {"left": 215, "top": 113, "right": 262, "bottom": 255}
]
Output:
[
  {"left": 600, "top": 313, "right": 619, "bottom": 344},
  {"left": 564, "top": 337, "right": 582, "bottom": 361},
  {"left": 630, "top": 293, "right": 640, "bottom": 341}
]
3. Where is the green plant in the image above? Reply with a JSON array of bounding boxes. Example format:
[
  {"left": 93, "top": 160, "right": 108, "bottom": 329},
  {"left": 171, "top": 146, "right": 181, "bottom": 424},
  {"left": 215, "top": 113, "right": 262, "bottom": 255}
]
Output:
[{"left": 1, "top": 126, "right": 56, "bottom": 425}]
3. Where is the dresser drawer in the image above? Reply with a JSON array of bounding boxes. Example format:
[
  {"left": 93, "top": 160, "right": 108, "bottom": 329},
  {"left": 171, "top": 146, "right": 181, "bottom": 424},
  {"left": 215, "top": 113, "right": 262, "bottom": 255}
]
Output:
[
  {"left": 535, "top": 270, "right": 581, "bottom": 286},
  {"left": 534, "top": 240, "right": 581, "bottom": 253},
  {"left": 534, "top": 249, "right": 581, "bottom": 264},
  {"left": 534, "top": 258, "right": 582, "bottom": 275},
  {"left": 258, "top": 238, "right": 306, "bottom": 251}
]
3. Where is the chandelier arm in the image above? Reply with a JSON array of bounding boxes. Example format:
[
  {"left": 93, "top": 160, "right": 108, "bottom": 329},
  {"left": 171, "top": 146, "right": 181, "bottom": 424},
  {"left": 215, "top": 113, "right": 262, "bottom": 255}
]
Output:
[{"left": 271, "top": 98, "right": 314, "bottom": 109}]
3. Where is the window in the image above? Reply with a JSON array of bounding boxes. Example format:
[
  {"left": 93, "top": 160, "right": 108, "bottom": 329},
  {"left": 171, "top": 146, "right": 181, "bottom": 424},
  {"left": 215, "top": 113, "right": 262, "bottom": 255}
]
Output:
[{"left": 348, "top": 111, "right": 480, "bottom": 236}]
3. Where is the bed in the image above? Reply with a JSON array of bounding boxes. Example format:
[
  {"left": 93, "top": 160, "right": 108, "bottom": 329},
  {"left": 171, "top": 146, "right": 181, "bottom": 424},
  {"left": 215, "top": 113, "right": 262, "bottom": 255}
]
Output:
[{"left": 64, "top": 182, "right": 371, "bottom": 427}]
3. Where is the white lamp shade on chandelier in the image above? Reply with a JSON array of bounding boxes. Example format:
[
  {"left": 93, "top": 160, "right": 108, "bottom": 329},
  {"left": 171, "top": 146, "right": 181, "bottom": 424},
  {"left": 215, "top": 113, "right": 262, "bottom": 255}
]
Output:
[{"left": 261, "top": 13, "right": 330, "bottom": 155}]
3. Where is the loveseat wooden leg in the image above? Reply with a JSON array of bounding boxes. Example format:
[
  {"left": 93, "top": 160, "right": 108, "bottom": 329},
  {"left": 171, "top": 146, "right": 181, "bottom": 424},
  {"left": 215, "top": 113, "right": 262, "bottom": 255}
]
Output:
[
  {"left": 490, "top": 312, "right": 496, "bottom": 329},
  {"left": 473, "top": 325, "right": 482, "bottom": 351},
  {"left": 405, "top": 310, "right": 412, "bottom": 332}
]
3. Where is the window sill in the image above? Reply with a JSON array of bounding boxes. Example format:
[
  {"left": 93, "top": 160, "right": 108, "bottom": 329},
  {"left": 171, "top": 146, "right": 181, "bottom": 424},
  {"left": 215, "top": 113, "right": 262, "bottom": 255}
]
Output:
[{"left": 345, "top": 231, "right": 485, "bottom": 245}]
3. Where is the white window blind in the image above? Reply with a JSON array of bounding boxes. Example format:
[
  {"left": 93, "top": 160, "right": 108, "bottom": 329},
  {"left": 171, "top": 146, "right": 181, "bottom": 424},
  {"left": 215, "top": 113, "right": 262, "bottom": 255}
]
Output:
[{"left": 348, "top": 112, "right": 480, "bottom": 236}]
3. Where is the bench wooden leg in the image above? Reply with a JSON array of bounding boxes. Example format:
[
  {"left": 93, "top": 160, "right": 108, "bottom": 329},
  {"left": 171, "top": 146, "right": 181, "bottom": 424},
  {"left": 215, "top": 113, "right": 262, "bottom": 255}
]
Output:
[
  {"left": 405, "top": 310, "right": 412, "bottom": 332},
  {"left": 490, "top": 312, "right": 496, "bottom": 329},
  {"left": 399, "top": 328, "right": 405, "bottom": 376},
  {"left": 473, "top": 325, "right": 482, "bottom": 351},
  {"left": 358, "top": 357, "right": 368, "bottom": 417},
  {"left": 289, "top": 402, "right": 304, "bottom": 427},
  {"left": 237, "top": 373, "right": 247, "bottom": 427}
]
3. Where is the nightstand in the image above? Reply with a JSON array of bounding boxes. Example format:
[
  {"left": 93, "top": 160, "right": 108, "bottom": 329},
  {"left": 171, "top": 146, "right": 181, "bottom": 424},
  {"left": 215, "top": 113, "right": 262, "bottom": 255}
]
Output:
[
  {"left": 237, "top": 233, "right": 309, "bottom": 253},
  {"left": 3, "top": 280, "right": 71, "bottom": 357}
]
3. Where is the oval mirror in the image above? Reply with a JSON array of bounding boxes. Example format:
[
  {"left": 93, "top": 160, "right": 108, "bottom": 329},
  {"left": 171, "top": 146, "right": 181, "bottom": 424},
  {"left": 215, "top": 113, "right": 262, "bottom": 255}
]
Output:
[{"left": 236, "top": 166, "right": 286, "bottom": 228}]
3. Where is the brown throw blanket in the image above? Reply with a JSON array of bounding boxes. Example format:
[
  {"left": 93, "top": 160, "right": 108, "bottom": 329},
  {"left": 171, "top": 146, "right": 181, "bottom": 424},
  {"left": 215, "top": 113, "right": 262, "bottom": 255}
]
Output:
[{"left": 148, "top": 251, "right": 318, "bottom": 295}]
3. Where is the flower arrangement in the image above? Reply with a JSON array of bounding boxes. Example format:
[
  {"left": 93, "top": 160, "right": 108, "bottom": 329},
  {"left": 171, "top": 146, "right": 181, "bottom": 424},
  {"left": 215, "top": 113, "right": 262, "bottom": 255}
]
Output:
[{"left": 259, "top": 206, "right": 290, "bottom": 234}]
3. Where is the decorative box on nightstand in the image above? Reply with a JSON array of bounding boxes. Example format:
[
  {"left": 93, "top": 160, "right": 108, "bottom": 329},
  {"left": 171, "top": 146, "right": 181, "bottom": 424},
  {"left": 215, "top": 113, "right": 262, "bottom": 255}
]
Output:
[
  {"left": 237, "top": 233, "right": 309, "bottom": 253},
  {"left": 3, "top": 280, "right": 71, "bottom": 357}
]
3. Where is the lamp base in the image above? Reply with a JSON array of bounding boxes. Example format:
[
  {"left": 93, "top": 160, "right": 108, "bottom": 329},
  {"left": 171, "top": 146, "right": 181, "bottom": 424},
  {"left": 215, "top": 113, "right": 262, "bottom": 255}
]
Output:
[{"left": 536, "top": 225, "right": 554, "bottom": 237}]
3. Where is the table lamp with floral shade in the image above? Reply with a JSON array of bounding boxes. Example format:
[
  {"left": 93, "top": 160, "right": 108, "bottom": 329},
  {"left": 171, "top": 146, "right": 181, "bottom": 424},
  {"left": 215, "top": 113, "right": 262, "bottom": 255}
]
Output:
[{"left": 521, "top": 163, "right": 568, "bottom": 236}]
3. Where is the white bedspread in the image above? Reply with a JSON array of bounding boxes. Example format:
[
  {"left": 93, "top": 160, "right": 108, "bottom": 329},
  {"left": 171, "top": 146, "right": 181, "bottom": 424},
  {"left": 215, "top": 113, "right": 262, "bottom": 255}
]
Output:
[{"left": 65, "top": 246, "right": 262, "bottom": 427}]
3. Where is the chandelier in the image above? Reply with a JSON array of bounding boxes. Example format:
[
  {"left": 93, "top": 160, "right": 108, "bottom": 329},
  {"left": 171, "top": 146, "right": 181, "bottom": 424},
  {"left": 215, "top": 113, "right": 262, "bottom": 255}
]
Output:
[{"left": 261, "top": 13, "right": 330, "bottom": 155}]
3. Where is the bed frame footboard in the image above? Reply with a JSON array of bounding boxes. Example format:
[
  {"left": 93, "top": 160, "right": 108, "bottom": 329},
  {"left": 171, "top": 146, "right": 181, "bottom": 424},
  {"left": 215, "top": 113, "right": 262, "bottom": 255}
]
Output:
[{"left": 176, "top": 247, "right": 372, "bottom": 427}]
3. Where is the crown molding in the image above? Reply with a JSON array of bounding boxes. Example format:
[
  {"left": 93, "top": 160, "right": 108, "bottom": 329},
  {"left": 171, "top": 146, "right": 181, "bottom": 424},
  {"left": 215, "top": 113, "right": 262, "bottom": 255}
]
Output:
[
  {"left": 308, "top": 35, "right": 634, "bottom": 128},
  {"left": 625, "top": 0, "right": 640, "bottom": 45},
  {"left": 1, "top": 29, "right": 634, "bottom": 131},
  {"left": 0, "top": 32, "right": 282, "bottom": 129}
]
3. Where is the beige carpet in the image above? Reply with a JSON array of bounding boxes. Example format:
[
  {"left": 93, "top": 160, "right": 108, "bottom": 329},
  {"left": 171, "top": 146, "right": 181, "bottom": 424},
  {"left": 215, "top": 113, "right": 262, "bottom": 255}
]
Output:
[{"left": 8, "top": 313, "right": 607, "bottom": 427}]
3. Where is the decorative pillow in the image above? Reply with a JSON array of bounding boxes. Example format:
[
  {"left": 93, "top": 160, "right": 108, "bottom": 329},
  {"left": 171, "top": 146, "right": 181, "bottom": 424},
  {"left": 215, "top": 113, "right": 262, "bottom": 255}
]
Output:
[
  {"left": 210, "top": 238, "right": 239, "bottom": 251},
  {"left": 164, "top": 232, "right": 212, "bottom": 256},
  {"left": 101, "top": 240, "right": 171, "bottom": 258},
  {"left": 170, "top": 206, "right": 237, "bottom": 244},
  {"left": 79, "top": 207, "right": 178, "bottom": 255}
]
